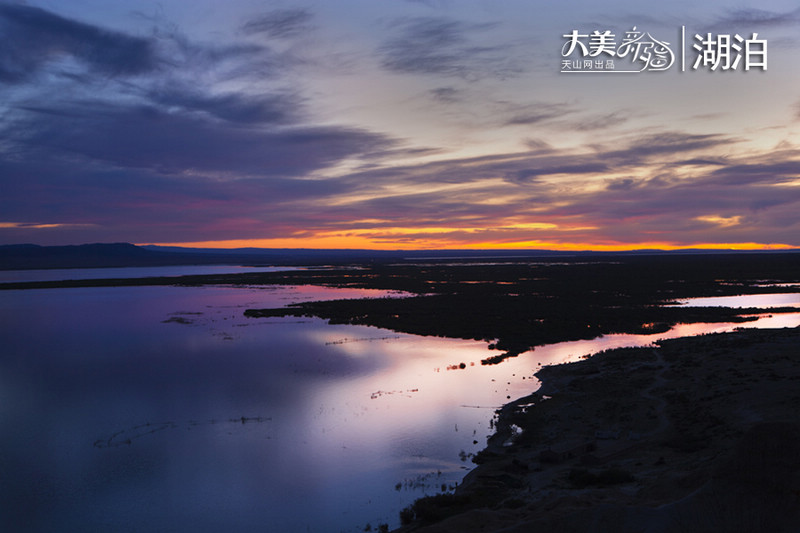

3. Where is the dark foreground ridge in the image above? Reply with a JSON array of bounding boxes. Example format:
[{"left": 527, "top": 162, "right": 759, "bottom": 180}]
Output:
[{"left": 392, "top": 327, "right": 800, "bottom": 533}]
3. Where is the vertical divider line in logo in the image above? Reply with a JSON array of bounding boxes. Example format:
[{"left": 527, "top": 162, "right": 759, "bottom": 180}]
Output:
[{"left": 681, "top": 25, "right": 686, "bottom": 72}]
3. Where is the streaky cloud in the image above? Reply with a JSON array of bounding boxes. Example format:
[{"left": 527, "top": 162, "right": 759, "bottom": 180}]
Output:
[
  {"left": 512, "top": 163, "right": 609, "bottom": 183},
  {"left": 430, "top": 87, "right": 461, "bottom": 103},
  {"left": 707, "top": 7, "right": 800, "bottom": 30},
  {"left": 602, "top": 132, "right": 732, "bottom": 164},
  {"left": 240, "top": 9, "right": 314, "bottom": 39},
  {"left": 503, "top": 105, "right": 573, "bottom": 126},
  {"left": 378, "top": 16, "right": 518, "bottom": 80},
  {"left": 146, "top": 86, "right": 304, "bottom": 125}
]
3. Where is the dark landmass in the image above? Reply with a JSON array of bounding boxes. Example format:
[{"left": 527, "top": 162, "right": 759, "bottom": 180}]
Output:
[
  {"left": 1, "top": 242, "right": 473, "bottom": 269},
  {"left": 0, "top": 242, "right": 651, "bottom": 270},
  {"left": 0, "top": 242, "right": 239, "bottom": 270},
  {"left": 4, "top": 241, "right": 799, "bottom": 270},
  {"left": 393, "top": 327, "right": 800, "bottom": 533},
  {"left": 242, "top": 253, "right": 800, "bottom": 363}
]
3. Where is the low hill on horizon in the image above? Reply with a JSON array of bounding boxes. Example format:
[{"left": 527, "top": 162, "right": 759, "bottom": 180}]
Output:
[{"left": 1, "top": 242, "right": 797, "bottom": 271}]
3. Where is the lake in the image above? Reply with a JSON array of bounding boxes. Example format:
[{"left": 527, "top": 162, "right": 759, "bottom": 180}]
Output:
[{"left": 1, "top": 274, "right": 799, "bottom": 532}]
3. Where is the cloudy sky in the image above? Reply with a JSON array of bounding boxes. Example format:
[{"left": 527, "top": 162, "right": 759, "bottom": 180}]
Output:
[{"left": 2, "top": 0, "right": 800, "bottom": 250}]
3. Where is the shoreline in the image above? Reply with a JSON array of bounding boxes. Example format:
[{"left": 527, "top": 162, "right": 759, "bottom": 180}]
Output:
[{"left": 395, "top": 326, "right": 800, "bottom": 532}]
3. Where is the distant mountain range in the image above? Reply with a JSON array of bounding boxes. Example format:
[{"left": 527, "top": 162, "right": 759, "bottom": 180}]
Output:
[
  {"left": 1, "top": 242, "right": 795, "bottom": 270},
  {"left": 0, "top": 243, "right": 568, "bottom": 270}
]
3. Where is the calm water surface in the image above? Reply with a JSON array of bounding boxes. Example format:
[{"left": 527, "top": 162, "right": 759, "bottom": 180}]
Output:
[
  {"left": 1, "top": 279, "right": 799, "bottom": 532},
  {"left": 673, "top": 292, "right": 800, "bottom": 309},
  {"left": 0, "top": 264, "right": 299, "bottom": 283}
]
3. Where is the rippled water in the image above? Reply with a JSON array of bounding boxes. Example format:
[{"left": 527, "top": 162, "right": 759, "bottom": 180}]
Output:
[{"left": 1, "top": 279, "right": 798, "bottom": 532}]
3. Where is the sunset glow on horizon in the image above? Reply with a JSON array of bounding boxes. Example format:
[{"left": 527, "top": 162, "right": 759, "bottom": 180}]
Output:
[
  {"left": 143, "top": 237, "right": 798, "bottom": 253},
  {"left": 3, "top": 1, "right": 800, "bottom": 251}
]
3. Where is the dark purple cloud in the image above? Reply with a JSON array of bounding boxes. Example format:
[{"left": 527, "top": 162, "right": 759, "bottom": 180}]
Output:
[
  {"left": 605, "top": 178, "right": 639, "bottom": 191},
  {"left": 0, "top": 4, "right": 404, "bottom": 244},
  {"left": 707, "top": 160, "right": 800, "bottom": 185},
  {"left": 0, "top": 4, "right": 394, "bottom": 181},
  {"left": 9, "top": 102, "right": 393, "bottom": 177},
  {"left": 0, "top": 148, "right": 362, "bottom": 244},
  {"left": 0, "top": 4, "right": 157, "bottom": 83}
]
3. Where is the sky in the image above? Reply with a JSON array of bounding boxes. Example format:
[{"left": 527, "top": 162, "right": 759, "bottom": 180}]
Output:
[{"left": 2, "top": 0, "right": 800, "bottom": 251}]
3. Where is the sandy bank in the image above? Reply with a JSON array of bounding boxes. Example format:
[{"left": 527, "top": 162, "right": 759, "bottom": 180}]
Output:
[{"left": 396, "top": 326, "right": 800, "bottom": 532}]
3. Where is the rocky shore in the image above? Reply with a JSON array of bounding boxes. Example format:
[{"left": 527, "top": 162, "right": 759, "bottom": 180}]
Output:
[{"left": 395, "top": 326, "right": 800, "bottom": 533}]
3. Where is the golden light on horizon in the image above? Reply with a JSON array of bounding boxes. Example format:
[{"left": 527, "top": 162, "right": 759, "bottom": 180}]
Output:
[{"left": 142, "top": 233, "right": 799, "bottom": 252}]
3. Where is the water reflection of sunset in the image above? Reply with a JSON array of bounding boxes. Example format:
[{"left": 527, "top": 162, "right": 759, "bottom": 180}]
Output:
[{"left": 3, "top": 274, "right": 799, "bottom": 532}]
